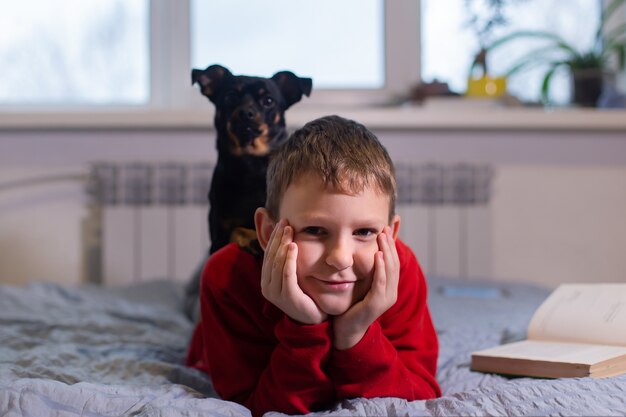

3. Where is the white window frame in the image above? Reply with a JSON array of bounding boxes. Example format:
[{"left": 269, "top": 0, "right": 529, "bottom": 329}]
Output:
[
  {"left": 151, "top": 0, "right": 421, "bottom": 110},
  {"left": 2, "top": 0, "right": 621, "bottom": 118},
  {"left": 125, "top": 0, "right": 626, "bottom": 111}
]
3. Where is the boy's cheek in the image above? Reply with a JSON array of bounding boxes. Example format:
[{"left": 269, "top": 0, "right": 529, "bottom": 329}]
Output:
[
  {"left": 293, "top": 241, "right": 320, "bottom": 271},
  {"left": 354, "top": 247, "right": 377, "bottom": 273}
]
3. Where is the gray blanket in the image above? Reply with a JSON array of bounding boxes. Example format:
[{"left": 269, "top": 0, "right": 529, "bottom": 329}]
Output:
[{"left": 1, "top": 279, "right": 625, "bottom": 416}]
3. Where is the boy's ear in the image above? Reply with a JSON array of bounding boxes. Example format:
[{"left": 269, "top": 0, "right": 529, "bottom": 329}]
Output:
[
  {"left": 390, "top": 214, "right": 401, "bottom": 240},
  {"left": 255, "top": 207, "right": 275, "bottom": 251}
]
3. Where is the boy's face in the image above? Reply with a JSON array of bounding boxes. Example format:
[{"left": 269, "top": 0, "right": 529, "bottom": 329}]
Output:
[{"left": 278, "top": 172, "right": 399, "bottom": 316}]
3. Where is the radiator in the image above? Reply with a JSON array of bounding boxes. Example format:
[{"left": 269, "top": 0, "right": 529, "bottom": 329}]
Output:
[{"left": 84, "top": 162, "right": 493, "bottom": 286}]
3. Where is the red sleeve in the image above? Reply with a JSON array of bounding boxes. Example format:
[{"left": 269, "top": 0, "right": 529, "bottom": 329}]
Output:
[
  {"left": 186, "top": 244, "right": 334, "bottom": 417},
  {"left": 329, "top": 239, "right": 441, "bottom": 400}
]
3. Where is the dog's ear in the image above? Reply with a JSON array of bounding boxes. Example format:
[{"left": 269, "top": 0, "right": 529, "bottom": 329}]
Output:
[
  {"left": 191, "top": 65, "right": 233, "bottom": 102},
  {"left": 271, "top": 71, "right": 312, "bottom": 109}
]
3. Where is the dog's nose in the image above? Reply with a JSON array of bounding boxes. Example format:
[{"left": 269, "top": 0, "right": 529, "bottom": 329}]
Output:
[{"left": 239, "top": 107, "right": 256, "bottom": 121}]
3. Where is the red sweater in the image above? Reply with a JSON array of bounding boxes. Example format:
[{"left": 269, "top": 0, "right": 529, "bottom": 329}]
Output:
[{"left": 186, "top": 240, "right": 441, "bottom": 416}]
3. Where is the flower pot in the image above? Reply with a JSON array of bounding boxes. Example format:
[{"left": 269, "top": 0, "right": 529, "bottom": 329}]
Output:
[
  {"left": 571, "top": 69, "right": 604, "bottom": 107},
  {"left": 466, "top": 76, "right": 507, "bottom": 98}
]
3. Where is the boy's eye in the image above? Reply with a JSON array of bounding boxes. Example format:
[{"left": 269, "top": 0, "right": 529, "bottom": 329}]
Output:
[
  {"left": 302, "top": 226, "right": 325, "bottom": 236},
  {"left": 354, "top": 228, "right": 377, "bottom": 238}
]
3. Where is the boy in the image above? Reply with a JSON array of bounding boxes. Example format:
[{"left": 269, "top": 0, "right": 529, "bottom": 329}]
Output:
[{"left": 186, "top": 115, "right": 441, "bottom": 416}]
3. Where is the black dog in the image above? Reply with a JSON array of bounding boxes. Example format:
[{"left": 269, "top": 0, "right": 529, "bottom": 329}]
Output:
[
  {"left": 192, "top": 64, "right": 312, "bottom": 255},
  {"left": 184, "top": 64, "right": 311, "bottom": 320}
]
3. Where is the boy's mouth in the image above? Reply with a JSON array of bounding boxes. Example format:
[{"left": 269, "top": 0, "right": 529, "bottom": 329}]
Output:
[{"left": 313, "top": 278, "right": 356, "bottom": 291}]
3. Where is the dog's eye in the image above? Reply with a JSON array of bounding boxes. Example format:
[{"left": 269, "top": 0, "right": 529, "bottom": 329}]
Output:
[{"left": 261, "top": 95, "right": 274, "bottom": 108}]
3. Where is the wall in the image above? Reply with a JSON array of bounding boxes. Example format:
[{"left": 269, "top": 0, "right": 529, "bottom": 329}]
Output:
[
  {"left": 0, "top": 130, "right": 212, "bottom": 286},
  {"left": 1, "top": 121, "right": 626, "bottom": 288},
  {"left": 492, "top": 166, "right": 626, "bottom": 286},
  {"left": 0, "top": 166, "right": 87, "bottom": 286},
  {"left": 379, "top": 129, "right": 626, "bottom": 287}
]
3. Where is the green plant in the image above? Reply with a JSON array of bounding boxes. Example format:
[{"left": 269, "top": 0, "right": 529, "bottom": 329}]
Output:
[
  {"left": 485, "top": 0, "right": 626, "bottom": 103},
  {"left": 465, "top": 0, "right": 519, "bottom": 48},
  {"left": 465, "top": 0, "right": 529, "bottom": 77}
]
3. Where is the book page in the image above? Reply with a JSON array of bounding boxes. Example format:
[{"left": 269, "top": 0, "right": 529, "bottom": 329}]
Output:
[
  {"left": 527, "top": 284, "right": 626, "bottom": 346},
  {"left": 473, "top": 340, "right": 626, "bottom": 365}
]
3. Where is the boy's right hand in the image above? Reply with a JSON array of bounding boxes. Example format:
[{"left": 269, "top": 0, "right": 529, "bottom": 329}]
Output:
[{"left": 261, "top": 219, "right": 328, "bottom": 325}]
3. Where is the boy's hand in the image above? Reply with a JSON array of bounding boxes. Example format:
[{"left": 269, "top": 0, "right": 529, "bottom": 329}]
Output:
[
  {"left": 261, "top": 219, "right": 328, "bottom": 325},
  {"left": 333, "top": 226, "right": 400, "bottom": 350}
]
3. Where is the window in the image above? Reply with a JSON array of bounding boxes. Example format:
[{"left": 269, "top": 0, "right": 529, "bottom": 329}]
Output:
[
  {"left": 420, "top": 0, "right": 602, "bottom": 104},
  {"left": 191, "top": 0, "right": 384, "bottom": 89},
  {"left": 189, "top": 0, "right": 420, "bottom": 106},
  {"left": 0, "top": 0, "right": 420, "bottom": 109},
  {"left": 0, "top": 0, "right": 149, "bottom": 106},
  {"left": 0, "top": 0, "right": 614, "bottom": 109}
]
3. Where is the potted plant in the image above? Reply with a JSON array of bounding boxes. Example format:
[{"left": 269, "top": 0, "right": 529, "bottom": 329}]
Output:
[
  {"left": 485, "top": 0, "right": 626, "bottom": 106},
  {"left": 465, "top": 0, "right": 522, "bottom": 98}
]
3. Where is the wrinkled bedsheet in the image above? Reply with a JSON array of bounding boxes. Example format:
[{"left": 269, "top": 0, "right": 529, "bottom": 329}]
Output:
[{"left": 1, "top": 278, "right": 625, "bottom": 416}]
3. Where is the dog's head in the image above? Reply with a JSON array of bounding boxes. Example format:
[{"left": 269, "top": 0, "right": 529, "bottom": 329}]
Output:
[{"left": 192, "top": 64, "right": 312, "bottom": 157}]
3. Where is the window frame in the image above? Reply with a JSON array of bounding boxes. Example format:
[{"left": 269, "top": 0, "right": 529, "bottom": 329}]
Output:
[
  {"left": 1, "top": 0, "right": 621, "bottom": 115},
  {"left": 151, "top": 0, "right": 421, "bottom": 110}
]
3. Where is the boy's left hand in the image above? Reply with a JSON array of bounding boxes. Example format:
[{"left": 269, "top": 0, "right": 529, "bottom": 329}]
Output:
[{"left": 332, "top": 226, "right": 400, "bottom": 350}]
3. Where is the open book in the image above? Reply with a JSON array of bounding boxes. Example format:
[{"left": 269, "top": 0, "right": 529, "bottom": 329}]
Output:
[{"left": 471, "top": 283, "right": 626, "bottom": 378}]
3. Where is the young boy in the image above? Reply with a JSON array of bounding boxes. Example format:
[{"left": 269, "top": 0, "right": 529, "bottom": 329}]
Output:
[{"left": 186, "top": 115, "right": 441, "bottom": 416}]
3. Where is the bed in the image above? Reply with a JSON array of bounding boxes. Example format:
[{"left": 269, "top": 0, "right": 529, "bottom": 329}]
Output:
[{"left": 1, "top": 277, "right": 625, "bottom": 416}]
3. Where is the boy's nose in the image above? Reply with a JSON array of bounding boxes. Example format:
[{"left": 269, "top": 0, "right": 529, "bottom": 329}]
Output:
[{"left": 325, "top": 238, "right": 354, "bottom": 271}]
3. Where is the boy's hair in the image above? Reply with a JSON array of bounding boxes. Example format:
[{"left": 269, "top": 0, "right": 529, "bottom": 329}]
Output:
[{"left": 266, "top": 115, "right": 397, "bottom": 221}]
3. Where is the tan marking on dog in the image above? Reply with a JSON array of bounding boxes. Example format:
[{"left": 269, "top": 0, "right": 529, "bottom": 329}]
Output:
[
  {"left": 247, "top": 124, "right": 270, "bottom": 156},
  {"left": 226, "top": 117, "right": 270, "bottom": 156},
  {"left": 274, "top": 113, "right": 281, "bottom": 125},
  {"left": 231, "top": 227, "right": 258, "bottom": 247},
  {"left": 247, "top": 139, "right": 269, "bottom": 156},
  {"left": 226, "top": 120, "right": 244, "bottom": 156}
]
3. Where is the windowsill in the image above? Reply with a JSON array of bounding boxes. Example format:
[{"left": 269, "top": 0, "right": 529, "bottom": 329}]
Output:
[{"left": 1, "top": 104, "right": 626, "bottom": 132}]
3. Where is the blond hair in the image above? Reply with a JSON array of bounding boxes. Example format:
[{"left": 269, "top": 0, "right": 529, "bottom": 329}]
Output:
[{"left": 265, "top": 115, "right": 397, "bottom": 221}]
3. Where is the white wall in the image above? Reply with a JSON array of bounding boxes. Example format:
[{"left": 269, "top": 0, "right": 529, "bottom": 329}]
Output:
[
  {"left": 0, "top": 130, "right": 214, "bottom": 286},
  {"left": 0, "top": 166, "right": 87, "bottom": 286},
  {"left": 1, "top": 126, "right": 626, "bottom": 288},
  {"left": 379, "top": 129, "right": 626, "bottom": 287},
  {"left": 492, "top": 166, "right": 626, "bottom": 287}
]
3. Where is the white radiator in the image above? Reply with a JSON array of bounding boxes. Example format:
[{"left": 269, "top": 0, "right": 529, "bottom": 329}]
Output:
[
  {"left": 395, "top": 163, "right": 493, "bottom": 279},
  {"left": 84, "top": 162, "right": 493, "bottom": 286}
]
